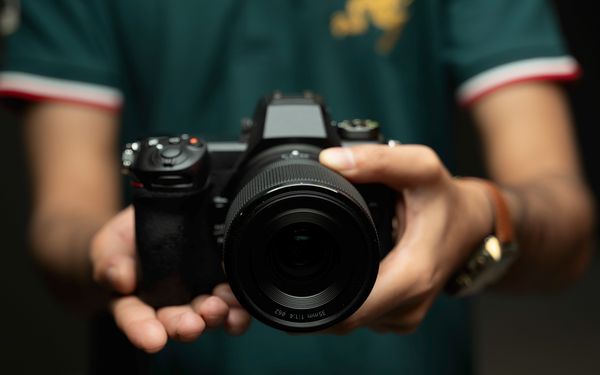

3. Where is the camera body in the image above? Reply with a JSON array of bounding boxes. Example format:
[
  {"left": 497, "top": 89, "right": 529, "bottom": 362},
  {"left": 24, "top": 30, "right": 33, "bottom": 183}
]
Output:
[{"left": 122, "top": 93, "right": 395, "bottom": 332}]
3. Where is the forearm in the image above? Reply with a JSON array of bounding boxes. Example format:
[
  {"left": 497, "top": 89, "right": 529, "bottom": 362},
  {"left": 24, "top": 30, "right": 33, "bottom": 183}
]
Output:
[
  {"left": 29, "top": 210, "right": 115, "bottom": 310},
  {"left": 498, "top": 173, "right": 595, "bottom": 291},
  {"left": 24, "top": 102, "right": 120, "bottom": 311},
  {"left": 472, "top": 82, "right": 595, "bottom": 291}
]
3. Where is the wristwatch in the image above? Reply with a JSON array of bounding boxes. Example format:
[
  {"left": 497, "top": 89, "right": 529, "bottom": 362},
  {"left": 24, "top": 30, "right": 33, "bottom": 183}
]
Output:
[{"left": 445, "top": 179, "right": 520, "bottom": 297}]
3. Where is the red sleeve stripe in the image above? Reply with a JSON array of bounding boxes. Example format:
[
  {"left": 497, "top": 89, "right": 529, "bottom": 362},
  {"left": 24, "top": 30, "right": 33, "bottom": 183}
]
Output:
[
  {"left": 458, "top": 56, "right": 581, "bottom": 106},
  {"left": 0, "top": 71, "right": 123, "bottom": 111}
]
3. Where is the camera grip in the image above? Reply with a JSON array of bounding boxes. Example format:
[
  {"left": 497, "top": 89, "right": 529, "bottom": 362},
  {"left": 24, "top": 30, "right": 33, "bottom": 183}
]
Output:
[{"left": 133, "top": 188, "right": 225, "bottom": 308}]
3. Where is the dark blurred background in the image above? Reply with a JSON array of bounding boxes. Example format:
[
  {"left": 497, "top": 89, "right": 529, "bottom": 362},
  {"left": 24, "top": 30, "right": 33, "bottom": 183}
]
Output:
[{"left": 1, "top": 1, "right": 598, "bottom": 374}]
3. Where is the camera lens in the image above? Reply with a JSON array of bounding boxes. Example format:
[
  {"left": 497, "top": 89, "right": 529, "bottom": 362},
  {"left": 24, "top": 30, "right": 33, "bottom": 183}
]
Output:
[
  {"left": 270, "top": 223, "right": 334, "bottom": 282},
  {"left": 273, "top": 224, "right": 331, "bottom": 278},
  {"left": 223, "top": 157, "right": 381, "bottom": 332},
  {"left": 267, "top": 222, "right": 338, "bottom": 297}
]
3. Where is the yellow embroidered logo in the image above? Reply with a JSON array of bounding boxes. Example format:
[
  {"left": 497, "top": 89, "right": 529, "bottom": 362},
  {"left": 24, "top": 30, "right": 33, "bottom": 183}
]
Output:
[{"left": 330, "top": 0, "right": 413, "bottom": 54}]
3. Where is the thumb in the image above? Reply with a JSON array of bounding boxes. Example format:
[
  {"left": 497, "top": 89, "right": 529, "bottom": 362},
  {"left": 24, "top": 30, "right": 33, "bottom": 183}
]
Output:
[
  {"left": 319, "top": 145, "right": 445, "bottom": 190},
  {"left": 90, "top": 206, "right": 137, "bottom": 294}
]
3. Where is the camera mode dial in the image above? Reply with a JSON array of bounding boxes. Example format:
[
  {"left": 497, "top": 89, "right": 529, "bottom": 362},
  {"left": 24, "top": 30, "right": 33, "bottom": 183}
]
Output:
[
  {"left": 122, "top": 134, "right": 210, "bottom": 191},
  {"left": 337, "top": 119, "right": 380, "bottom": 141}
]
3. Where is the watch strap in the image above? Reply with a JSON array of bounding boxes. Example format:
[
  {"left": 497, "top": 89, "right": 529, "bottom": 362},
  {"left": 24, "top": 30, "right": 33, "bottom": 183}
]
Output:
[
  {"left": 475, "top": 179, "right": 514, "bottom": 244},
  {"left": 445, "top": 178, "right": 518, "bottom": 296}
]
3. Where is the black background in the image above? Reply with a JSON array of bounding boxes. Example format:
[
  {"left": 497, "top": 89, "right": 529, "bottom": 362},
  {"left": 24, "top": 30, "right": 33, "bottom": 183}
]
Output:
[{"left": 1, "top": 1, "right": 598, "bottom": 374}]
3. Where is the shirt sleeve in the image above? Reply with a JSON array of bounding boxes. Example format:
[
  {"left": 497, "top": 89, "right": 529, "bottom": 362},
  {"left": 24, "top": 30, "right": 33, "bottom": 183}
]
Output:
[
  {"left": 0, "top": 0, "right": 123, "bottom": 111},
  {"left": 443, "top": 0, "right": 579, "bottom": 106}
]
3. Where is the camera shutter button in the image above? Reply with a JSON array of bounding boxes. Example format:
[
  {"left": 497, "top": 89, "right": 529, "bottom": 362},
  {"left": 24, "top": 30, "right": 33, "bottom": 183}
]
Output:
[{"left": 160, "top": 146, "right": 182, "bottom": 159}]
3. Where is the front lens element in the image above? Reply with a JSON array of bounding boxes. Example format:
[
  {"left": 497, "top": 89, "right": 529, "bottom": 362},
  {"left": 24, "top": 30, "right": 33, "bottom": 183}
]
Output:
[{"left": 270, "top": 222, "right": 335, "bottom": 283}]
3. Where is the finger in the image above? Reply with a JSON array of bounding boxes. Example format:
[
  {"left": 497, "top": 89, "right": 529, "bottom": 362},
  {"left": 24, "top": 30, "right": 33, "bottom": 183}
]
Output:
[
  {"left": 91, "top": 206, "right": 137, "bottom": 294},
  {"left": 111, "top": 296, "right": 167, "bottom": 353},
  {"left": 392, "top": 195, "right": 407, "bottom": 244},
  {"left": 191, "top": 295, "right": 229, "bottom": 328},
  {"left": 319, "top": 208, "right": 437, "bottom": 336},
  {"left": 338, "top": 241, "right": 435, "bottom": 330},
  {"left": 319, "top": 145, "right": 446, "bottom": 189},
  {"left": 212, "top": 283, "right": 242, "bottom": 308},
  {"left": 367, "top": 292, "right": 434, "bottom": 333},
  {"left": 94, "top": 253, "right": 136, "bottom": 294},
  {"left": 211, "top": 284, "right": 252, "bottom": 335},
  {"left": 157, "top": 305, "right": 206, "bottom": 342},
  {"left": 320, "top": 235, "right": 423, "bottom": 335},
  {"left": 224, "top": 307, "right": 252, "bottom": 336}
]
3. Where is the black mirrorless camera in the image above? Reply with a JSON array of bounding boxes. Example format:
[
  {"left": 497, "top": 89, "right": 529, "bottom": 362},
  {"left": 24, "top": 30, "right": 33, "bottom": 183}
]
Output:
[{"left": 122, "top": 93, "right": 395, "bottom": 332}]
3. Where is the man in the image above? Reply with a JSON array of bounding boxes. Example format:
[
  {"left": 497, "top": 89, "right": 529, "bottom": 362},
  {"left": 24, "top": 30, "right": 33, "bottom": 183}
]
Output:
[{"left": 0, "top": 1, "right": 594, "bottom": 374}]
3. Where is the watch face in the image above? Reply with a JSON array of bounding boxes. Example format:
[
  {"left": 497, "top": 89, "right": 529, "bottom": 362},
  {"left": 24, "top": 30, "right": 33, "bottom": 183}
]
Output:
[{"left": 484, "top": 236, "right": 503, "bottom": 261}]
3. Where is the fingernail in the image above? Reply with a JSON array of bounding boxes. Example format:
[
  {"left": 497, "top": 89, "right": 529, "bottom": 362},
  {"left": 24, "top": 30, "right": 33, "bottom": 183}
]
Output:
[{"left": 320, "top": 148, "right": 355, "bottom": 170}]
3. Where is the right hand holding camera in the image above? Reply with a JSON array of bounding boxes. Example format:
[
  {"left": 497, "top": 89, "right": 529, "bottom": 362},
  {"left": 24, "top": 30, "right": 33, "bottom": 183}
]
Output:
[{"left": 89, "top": 206, "right": 251, "bottom": 353}]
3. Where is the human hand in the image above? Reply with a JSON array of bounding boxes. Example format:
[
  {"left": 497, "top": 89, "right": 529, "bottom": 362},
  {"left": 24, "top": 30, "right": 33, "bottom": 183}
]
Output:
[
  {"left": 89, "top": 206, "right": 251, "bottom": 352},
  {"left": 319, "top": 144, "right": 494, "bottom": 333}
]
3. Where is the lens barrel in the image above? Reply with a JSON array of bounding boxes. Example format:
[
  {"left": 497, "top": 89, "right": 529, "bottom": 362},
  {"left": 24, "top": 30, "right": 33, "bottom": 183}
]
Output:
[{"left": 222, "top": 158, "right": 381, "bottom": 332}]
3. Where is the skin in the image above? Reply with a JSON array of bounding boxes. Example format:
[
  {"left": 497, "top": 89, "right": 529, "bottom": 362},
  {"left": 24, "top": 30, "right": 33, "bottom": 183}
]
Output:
[
  {"left": 25, "top": 104, "right": 251, "bottom": 353},
  {"left": 24, "top": 81, "right": 595, "bottom": 351}
]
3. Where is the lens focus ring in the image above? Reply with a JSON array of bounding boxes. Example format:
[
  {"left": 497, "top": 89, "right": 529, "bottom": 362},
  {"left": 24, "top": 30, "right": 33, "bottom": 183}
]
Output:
[{"left": 223, "top": 158, "right": 371, "bottom": 235}]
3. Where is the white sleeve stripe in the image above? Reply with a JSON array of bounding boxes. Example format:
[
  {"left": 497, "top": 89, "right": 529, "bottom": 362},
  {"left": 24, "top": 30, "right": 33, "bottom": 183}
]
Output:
[
  {"left": 0, "top": 71, "right": 123, "bottom": 108},
  {"left": 457, "top": 56, "right": 580, "bottom": 104}
]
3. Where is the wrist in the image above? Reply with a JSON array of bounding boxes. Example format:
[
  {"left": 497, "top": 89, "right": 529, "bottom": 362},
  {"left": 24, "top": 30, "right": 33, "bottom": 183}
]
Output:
[
  {"left": 446, "top": 177, "right": 521, "bottom": 296},
  {"left": 455, "top": 177, "right": 496, "bottom": 251}
]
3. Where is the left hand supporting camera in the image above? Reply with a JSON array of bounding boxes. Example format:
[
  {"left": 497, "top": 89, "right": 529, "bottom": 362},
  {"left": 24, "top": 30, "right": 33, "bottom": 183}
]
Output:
[{"left": 90, "top": 206, "right": 252, "bottom": 353}]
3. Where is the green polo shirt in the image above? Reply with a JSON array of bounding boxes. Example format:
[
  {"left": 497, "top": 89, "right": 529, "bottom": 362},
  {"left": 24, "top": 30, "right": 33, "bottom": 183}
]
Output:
[{"left": 1, "top": 1, "right": 576, "bottom": 374}]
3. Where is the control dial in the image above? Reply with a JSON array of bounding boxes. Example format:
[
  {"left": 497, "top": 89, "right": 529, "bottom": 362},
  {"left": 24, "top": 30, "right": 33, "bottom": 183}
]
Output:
[
  {"left": 121, "top": 135, "right": 211, "bottom": 191},
  {"left": 337, "top": 119, "right": 380, "bottom": 141}
]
